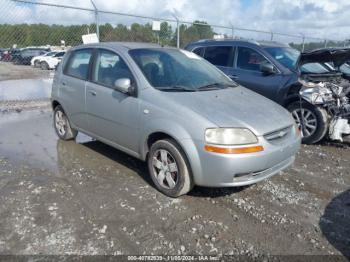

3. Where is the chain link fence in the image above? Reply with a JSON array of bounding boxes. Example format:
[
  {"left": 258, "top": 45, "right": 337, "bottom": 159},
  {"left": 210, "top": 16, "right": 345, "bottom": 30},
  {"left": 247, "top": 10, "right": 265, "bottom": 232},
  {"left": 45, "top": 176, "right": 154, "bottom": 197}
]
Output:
[{"left": 0, "top": 0, "right": 348, "bottom": 52}]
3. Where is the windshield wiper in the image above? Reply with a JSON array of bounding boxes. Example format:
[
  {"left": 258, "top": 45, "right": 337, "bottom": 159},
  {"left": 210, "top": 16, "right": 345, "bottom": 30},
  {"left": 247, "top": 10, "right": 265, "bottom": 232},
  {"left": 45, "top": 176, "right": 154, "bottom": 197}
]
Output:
[
  {"left": 197, "top": 82, "right": 235, "bottom": 91},
  {"left": 160, "top": 86, "right": 197, "bottom": 92}
]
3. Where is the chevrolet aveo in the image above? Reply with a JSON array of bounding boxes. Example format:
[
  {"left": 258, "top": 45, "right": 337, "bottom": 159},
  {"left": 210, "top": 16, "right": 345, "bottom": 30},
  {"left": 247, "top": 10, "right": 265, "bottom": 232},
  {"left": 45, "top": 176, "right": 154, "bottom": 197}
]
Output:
[{"left": 51, "top": 42, "right": 301, "bottom": 197}]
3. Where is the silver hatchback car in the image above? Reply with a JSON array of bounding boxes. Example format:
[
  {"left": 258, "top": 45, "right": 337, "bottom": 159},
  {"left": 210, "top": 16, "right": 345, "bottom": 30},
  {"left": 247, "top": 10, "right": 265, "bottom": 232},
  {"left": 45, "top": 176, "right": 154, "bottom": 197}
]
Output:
[{"left": 51, "top": 42, "right": 301, "bottom": 197}]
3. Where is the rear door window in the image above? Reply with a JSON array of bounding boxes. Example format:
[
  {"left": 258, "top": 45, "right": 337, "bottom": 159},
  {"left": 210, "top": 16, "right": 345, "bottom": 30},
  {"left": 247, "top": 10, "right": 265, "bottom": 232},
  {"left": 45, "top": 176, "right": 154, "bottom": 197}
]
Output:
[
  {"left": 203, "top": 46, "right": 234, "bottom": 67},
  {"left": 236, "top": 47, "right": 269, "bottom": 71},
  {"left": 64, "top": 49, "right": 93, "bottom": 80}
]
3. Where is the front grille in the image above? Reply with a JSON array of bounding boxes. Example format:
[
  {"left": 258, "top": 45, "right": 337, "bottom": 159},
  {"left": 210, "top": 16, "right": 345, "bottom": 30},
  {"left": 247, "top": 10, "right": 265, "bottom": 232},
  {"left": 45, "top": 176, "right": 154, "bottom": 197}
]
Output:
[{"left": 264, "top": 126, "right": 292, "bottom": 144}]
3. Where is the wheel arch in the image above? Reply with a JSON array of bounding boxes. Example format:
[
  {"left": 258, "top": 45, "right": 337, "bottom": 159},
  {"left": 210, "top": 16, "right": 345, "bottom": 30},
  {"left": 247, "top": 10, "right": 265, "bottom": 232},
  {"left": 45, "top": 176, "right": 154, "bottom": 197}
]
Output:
[
  {"left": 140, "top": 121, "right": 202, "bottom": 185},
  {"left": 283, "top": 83, "right": 303, "bottom": 108},
  {"left": 143, "top": 131, "right": 191, "bottom": 162},
  {"left": 284, "top": 95, "right": 300, "bottom": 108},
  {"left": 51, "top": 100, "right": 61, "bottom": 110},
  {"left": 144, "top": 131, "right": 200, "bottom": 186}
]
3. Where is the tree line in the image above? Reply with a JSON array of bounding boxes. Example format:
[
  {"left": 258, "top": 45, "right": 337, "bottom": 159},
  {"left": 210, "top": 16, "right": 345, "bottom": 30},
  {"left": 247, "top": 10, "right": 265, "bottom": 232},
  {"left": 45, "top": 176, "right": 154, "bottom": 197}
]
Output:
[
  {"left": 0, "top": 21, "right": 345, "bottom": 51},
  {"left": 0, "top": 21, "right": 214, "bottom": 48},
  {"left": 290, "top": 41, "right": 347, "bottom": 52}
]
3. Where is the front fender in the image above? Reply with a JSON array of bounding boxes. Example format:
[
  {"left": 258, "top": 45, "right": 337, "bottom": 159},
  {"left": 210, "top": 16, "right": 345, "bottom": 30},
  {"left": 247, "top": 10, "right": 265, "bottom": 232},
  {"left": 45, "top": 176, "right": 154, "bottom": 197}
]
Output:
[{"left": 139, "top": 118, "right": 203, "bottom": 184}]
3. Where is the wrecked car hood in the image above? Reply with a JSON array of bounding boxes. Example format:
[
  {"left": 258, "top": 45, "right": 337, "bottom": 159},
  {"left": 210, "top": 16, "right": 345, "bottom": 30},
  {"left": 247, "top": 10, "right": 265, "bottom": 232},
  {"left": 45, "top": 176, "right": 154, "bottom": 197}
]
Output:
[{"left": 298, "top": 48, "right": 350, "bottom": 68}]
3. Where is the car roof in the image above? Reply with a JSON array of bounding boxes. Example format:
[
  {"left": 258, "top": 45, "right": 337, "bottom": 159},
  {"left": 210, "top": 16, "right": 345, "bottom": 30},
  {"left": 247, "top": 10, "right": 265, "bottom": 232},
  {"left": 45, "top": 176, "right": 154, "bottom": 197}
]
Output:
[
  {"left": 72, "top": 42, "right": 172, "bottom": 51},
  {"left": 187, "top": 39, "right": 289, "bottom": 48}
]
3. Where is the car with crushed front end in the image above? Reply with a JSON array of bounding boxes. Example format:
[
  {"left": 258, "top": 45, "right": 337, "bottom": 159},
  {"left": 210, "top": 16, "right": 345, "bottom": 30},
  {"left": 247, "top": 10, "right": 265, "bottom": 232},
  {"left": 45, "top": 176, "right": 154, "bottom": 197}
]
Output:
[
  {"left": 185, "top": 40, "right": 350, "bottom": 144},
  {"left": 51, "top": 42, "right": 301, "bottom": 197}
]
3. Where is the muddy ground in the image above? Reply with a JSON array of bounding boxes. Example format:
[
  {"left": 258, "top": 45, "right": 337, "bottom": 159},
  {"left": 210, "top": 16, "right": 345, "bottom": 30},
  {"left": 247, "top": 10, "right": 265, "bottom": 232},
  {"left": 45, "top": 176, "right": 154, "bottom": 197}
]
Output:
[
  {"left": 0, "top": 64, "right": 349, "bottom": 259},
  {"left": 0, "top": 62, "right": 52, "bottom": 113}
]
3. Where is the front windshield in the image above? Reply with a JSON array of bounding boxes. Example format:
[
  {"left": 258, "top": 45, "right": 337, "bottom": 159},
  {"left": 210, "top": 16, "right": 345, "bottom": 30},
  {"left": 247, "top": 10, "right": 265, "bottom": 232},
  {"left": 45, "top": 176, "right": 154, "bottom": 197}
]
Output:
[
  {"left": 265, "top": 47, "right": 332, "bottom": 74},
  {"left": 264, "top": 47, "right": 300, "bottom": 70},
  {"left": 300, "top": 63, "right": 330, "bottom": 74},
  {"left": 129, "top": 48, "right": 235, "bottom": 91}
]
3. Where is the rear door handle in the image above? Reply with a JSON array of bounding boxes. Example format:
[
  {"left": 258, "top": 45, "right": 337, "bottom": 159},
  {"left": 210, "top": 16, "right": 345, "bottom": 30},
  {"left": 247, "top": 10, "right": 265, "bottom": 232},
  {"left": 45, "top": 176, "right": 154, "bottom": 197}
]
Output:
[
  {"left": 62, "top": 82, "right": 66, "bottom": 86},
  {"left": 88, "top": 90, "right": 97, "bottom": 96},
  {"left": 228, "top": 75, "right": 238, "bottom": 80}
]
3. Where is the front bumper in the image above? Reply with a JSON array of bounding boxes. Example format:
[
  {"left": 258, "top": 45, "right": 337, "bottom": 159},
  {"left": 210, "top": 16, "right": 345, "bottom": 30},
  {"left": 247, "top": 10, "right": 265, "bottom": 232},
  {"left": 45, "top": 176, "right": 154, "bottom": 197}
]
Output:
[{"left": 188, "top": 133, "right": 301, "bottom": 187}]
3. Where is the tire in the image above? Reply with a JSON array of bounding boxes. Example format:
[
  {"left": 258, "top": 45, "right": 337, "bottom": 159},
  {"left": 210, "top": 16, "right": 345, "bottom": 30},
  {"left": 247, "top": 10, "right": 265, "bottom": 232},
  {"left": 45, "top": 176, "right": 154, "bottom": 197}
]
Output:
[
  {"left": 41, "top": 61, "right": 49, "bottom": 70},
  {"left": 34, "top": 60, "right": 41, "bottom": 68},
  {"left": 148, "top": 139, "right": 194, "bottom": 197},
  {"left": 53, "top": 105, "right": 77, "bottom": 141},
  {"left": 288, "top": 101, "right": 329, "bottom": 144}
]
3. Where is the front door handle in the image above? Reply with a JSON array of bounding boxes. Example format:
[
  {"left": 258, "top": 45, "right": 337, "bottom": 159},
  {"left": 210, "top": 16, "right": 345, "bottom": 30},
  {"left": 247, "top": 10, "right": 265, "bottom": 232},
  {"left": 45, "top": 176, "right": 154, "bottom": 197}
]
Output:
[{"left": 88, "top": 90, "right": 97, "bottom": 96}]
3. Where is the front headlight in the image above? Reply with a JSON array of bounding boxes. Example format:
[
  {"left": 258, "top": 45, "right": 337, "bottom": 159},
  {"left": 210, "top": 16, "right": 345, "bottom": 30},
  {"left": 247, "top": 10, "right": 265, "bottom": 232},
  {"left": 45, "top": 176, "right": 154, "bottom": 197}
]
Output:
[{"left": 205, "top": 128, "right": 258, "bottom": 145}]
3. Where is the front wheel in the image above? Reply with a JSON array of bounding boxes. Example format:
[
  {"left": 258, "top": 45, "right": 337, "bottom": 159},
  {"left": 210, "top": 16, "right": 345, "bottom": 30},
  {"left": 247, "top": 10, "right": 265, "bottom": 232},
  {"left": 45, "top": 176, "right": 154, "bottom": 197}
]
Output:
[
  {"left": 288, "top": 101, "right": 328, "bottom": 144},
  {"left": 53, "top": 105, "right": 77, "bottom": 141},
  {"left": 148, "top": 139, "right": 194, "bottom": 198}
]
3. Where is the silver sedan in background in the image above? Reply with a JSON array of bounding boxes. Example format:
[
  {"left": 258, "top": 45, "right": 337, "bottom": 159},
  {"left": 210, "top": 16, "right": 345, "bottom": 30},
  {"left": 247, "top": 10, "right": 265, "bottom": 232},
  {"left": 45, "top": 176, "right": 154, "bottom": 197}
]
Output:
[{"left": 51, "top": 42, "right": 301, "bottom": 197}]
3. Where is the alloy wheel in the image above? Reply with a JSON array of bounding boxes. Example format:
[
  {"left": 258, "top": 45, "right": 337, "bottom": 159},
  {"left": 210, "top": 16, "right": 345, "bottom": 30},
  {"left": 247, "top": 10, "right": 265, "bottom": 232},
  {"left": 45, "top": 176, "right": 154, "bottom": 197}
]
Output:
[
  {"left": 55, "top": 110, "right": 67, "bottom": 136},
  {"left": 292, "top": 108, "right": 318, "bottom": 138},
  {"left": 152, "top": 149, "right": 179, "bottom": 189}
]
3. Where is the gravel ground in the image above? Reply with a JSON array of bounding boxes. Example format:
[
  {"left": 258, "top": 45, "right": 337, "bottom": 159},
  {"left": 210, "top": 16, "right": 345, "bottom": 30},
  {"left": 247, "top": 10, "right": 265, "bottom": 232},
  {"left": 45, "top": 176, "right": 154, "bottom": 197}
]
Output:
[
  {"left": 0, "top": 109, "right": 349, "bottom": 260},
  {"left": 0, "top": 63, "right": 349, "bottom": 260}
]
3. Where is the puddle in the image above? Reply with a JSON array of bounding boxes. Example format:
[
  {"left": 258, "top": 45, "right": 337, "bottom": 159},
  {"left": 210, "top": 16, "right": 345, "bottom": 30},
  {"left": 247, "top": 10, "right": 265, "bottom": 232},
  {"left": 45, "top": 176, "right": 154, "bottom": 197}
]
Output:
[
  {"left": 0, "top": 78, "right": 53, "bottom": 101},
  {"left": 0, "top": 110, "right": 94, "bottom": 171}
]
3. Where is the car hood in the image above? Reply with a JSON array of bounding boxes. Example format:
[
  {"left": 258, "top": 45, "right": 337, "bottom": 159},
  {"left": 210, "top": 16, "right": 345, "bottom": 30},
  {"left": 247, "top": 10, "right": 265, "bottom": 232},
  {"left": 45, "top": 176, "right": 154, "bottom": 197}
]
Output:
[
  {"left": 162, "top": 86, "right": 294, "bottom": 136},
  {"left": 298, "top": 48, "right": 350, "bottom": 68}
]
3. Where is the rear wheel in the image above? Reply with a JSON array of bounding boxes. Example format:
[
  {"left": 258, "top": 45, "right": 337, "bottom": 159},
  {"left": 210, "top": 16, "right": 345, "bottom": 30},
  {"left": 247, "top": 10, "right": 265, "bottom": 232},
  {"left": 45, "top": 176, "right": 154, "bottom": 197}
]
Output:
[
  {"left": 288, "top": 101, "right": 328, "bottom": 144},
  {"left": 53, "top": 105, "right": 77, "bottom": 141},
  {"left": 148, "top": 139, "right": 193, "bottom": 197},
  {"left": 41, "top": 61, "right": 49, "bottom": 70}
]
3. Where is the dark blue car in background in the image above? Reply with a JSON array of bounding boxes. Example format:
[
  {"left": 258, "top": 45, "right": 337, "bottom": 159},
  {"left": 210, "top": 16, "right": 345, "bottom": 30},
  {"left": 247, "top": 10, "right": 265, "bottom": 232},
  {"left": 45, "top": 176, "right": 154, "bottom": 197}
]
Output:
[{"left": 186, "top": 40, "right": 350, "bottom": 144}]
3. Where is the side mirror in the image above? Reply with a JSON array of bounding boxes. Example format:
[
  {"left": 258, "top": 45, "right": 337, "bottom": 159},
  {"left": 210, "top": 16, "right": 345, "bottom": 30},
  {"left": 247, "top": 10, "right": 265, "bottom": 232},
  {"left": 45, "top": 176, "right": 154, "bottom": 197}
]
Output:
[
  {"left": 260, "top": 62, "right": 275, "bottom": 75},
  {"left": 114, "top": 78, "right": 132, "bottom": 94}
]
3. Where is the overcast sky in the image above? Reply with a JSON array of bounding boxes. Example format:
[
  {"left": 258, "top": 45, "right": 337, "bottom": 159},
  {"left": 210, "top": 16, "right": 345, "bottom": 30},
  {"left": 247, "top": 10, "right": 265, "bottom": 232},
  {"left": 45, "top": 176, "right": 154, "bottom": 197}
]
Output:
[{"left": 4, "top": 0, "right": 350, "bottom": 42}]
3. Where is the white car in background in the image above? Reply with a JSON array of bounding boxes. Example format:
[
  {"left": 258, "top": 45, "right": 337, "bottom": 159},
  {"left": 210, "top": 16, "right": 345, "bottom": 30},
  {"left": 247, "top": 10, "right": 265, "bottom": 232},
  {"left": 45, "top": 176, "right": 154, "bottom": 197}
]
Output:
[
  {"left": 31, "top": 51, "right": 58, "bottom": 67},
  {"left": 40, "top": 51, "right": 66, "bottom": 70}
]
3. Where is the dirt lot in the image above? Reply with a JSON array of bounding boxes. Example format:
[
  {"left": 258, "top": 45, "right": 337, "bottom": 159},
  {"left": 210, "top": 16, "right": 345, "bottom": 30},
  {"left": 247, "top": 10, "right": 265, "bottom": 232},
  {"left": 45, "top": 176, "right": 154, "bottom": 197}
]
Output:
[
  {"left": 0, "top": 63, "right": 349, "bottom": 260},
  {"left": 0, "top": 61, "right": 51, "bottom": 81},
  {"left": 0, "top": 109, "right": 348, "bottom": 259}
]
